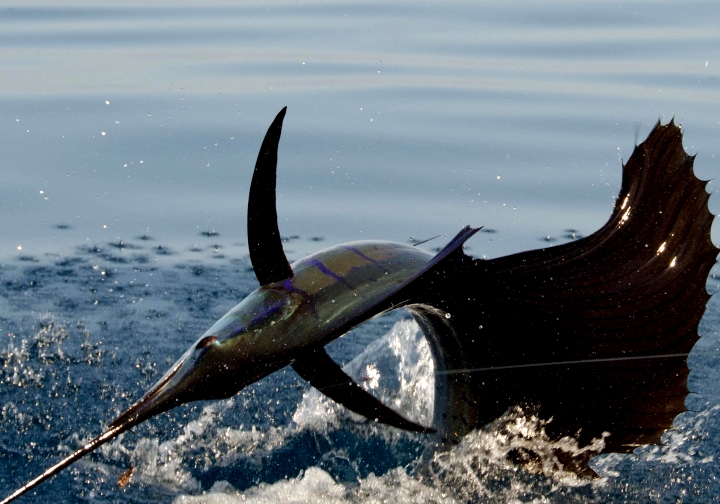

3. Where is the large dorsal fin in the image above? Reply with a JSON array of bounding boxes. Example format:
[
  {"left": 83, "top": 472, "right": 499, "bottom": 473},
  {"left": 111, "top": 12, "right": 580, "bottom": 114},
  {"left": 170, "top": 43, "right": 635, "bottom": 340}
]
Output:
[
  {"left": 414, "top": 121, "right": 718, "bottom": 474},
  {"left": 248, "top": 107, "right": 294, "bottom": 285}
]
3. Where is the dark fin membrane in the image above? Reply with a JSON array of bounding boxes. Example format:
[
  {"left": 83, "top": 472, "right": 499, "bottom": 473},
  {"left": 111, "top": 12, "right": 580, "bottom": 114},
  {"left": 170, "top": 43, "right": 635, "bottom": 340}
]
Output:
[
  {"left": 292, "top": 348, "right": 435, "bottom": 433},
  {"left": 248, "top": 107, "right": 294, "bottom": 285},
  {"left": 417, "top": 121, "right": 718, "bottom": 474}
]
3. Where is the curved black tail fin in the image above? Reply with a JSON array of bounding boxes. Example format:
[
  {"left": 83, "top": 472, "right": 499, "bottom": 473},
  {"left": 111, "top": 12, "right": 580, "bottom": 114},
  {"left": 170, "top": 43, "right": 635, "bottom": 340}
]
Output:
[{"left": 248, "top": 107, "right": 294, "bottom": 285}]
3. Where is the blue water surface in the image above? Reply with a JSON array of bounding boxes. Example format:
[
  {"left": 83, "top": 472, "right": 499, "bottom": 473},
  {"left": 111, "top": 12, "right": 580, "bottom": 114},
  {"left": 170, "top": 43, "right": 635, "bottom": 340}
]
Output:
[{"left": 1, "top": 1, "right": 720, "bottom": 502}]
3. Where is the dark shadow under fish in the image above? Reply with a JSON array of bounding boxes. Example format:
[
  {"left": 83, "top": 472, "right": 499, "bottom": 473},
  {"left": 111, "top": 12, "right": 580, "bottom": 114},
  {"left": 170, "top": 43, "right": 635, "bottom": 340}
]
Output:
[{"left": 1, "top": 109, "right": 716, "bottom": 502}]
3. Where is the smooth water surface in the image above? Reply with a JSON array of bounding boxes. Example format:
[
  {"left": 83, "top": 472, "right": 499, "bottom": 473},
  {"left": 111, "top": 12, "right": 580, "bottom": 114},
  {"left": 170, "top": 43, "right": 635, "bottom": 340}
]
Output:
[{"left": 1, "top": 1, "right": 720, "bottom": 502}]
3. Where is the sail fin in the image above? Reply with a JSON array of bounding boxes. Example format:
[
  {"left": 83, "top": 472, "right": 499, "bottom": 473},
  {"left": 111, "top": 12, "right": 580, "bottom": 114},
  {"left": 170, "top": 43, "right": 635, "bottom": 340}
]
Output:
[{"left": 414, "top": 121, "right": 717, "bottom": 472}]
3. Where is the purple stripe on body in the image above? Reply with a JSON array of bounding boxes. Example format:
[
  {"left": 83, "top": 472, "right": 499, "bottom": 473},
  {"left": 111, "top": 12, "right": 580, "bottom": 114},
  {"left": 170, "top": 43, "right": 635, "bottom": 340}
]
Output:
[
  {"left": 248, "top": 300, "right": 286, "bottom": 327},
  {"left": 307, "top": 258, "right": 354, "bottom": 289},
  {"left": 342, "top": 246, "right": 390, "bottom": 273},
  {"left": 279, "top": 278, "right": 312, "bottom": 302},
  {"left": 275, "top": 278, "right": 318, "bottom": 317}
]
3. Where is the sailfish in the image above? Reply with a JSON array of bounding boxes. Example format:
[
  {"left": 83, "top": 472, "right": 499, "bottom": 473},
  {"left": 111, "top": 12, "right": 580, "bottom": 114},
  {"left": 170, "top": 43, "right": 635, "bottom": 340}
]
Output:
[{"left": 1, "top": 108, "right": 717, "bottom": 502}]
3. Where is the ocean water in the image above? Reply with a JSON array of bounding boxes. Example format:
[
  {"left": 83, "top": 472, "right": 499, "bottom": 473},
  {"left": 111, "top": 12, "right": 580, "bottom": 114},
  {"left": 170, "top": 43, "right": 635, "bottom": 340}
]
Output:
[{"left": 1, "top": 1, "right": 720, "bottom": 502}]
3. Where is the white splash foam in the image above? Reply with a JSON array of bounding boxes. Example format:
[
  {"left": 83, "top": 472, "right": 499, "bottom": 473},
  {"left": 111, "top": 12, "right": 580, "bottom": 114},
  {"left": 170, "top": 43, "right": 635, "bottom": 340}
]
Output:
[
  {"left": 355, "top": 468, "right": 459, "bottom": 504},
  {"left": 291, "top": 388, "right": 341, "bottom": 432},
  {"left": 0, "top": 316, "right": 70, "bottom": 388},
  {"left": 118, "top": 399, "right": 293, "bottom": 492},
  {"left": 171, "top": 466, "right": 459, "bottom": 504},
  {"left": 425, "top": 407, "right": 606, "bottom": 501},
  {"left": 642, "top": 406, "right": 717, "bottom": 465},
  {"left": 591, "top": 405, "right": 719, "bottom": 477},
  {"left": 173, "top": 467, "right": 347, "bottom": 504},
  {"left": 293, "top": 318, "right": 434, "bottom": 431},
  {"left": 168, "top": 404, "right": 608, "bottom": 504}
]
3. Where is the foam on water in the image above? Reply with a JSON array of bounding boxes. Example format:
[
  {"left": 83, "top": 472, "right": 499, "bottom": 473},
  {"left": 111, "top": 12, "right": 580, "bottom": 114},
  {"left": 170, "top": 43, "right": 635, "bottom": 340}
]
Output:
[
  {"left": 172, "top": 466, "right": 460, "bottom": 504},
  {"left": 293, "top": 319, "right": 434, "bottom": 432},
  {"left": 173, "top": 468, "right": 348, "bottom": 504},
  {"left": 140, "top": 319, "right": 602, "bottom": 503},
  {"left": 163, "top": 407, "right": 605, "bottom": 504},
  {"left": 2, "top": 257, "right": 720, "bottom": 502}
]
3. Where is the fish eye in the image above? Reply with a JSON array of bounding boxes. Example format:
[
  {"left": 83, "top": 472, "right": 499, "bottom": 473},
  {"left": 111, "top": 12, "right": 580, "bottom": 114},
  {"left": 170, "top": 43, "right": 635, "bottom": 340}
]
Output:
[{"left": 195, "top": 335, "right": 218, "bottom": 350}]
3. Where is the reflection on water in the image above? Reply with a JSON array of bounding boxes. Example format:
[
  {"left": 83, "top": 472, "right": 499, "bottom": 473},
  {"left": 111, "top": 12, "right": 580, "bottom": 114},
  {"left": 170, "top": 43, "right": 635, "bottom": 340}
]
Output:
[
  {"left": 1, "top": 1, "right": 720, "bottom": 502},
  {"left": 2, "top": 1, "right": 719, "bottom": 263}
]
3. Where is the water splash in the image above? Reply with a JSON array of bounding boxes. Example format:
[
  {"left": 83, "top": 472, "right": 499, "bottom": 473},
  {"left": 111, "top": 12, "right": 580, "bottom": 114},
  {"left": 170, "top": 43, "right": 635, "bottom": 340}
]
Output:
[
  {"left": 293, "top": 318, "right": 434, "bottom": 431},
  {"left": 423, "top": 407, "right": 606, "bottom": 502}
]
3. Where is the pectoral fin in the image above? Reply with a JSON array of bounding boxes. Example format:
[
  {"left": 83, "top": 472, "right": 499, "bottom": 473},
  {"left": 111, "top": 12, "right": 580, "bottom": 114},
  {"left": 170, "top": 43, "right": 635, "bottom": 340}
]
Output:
[{"left": 292, "top": 348, "right": 435, "bottom": 433}]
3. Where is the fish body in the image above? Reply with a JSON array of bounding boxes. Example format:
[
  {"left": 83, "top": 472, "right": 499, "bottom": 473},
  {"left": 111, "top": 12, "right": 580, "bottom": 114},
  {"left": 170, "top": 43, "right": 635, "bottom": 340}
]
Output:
[
  {"left": 1, "top": 110, "right": 716, "bottom": 502},
  {"left": 173, "top": 241, "right": 434, "bottom": 400},
  {"left": 108, "top": 239, "right": 437, "bottom": 433},
  {"left": 210, "top": 240, "right": 434, "bottom": 357}
]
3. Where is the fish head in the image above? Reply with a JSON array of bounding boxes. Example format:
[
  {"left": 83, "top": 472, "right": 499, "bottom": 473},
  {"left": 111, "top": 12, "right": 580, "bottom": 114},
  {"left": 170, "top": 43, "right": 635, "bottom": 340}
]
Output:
[{"left": 109, "top": 284, "right": 309, "bottom": 428}]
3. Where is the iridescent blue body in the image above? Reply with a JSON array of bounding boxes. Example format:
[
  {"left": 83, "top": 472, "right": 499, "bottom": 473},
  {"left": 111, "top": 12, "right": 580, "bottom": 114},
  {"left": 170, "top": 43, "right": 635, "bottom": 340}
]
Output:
[
  {"left": 209, "top": 241, "right": 432, "bottom": 356},
  {"left": 149, "top": 241, "right": 434, "bottom": 409}
]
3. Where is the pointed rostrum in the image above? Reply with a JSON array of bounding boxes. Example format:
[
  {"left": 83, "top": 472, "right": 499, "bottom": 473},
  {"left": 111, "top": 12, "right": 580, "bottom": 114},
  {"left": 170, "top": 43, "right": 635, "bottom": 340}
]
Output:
[{"left": 248, "top": 107, "right": 294, "bottom": 285}]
